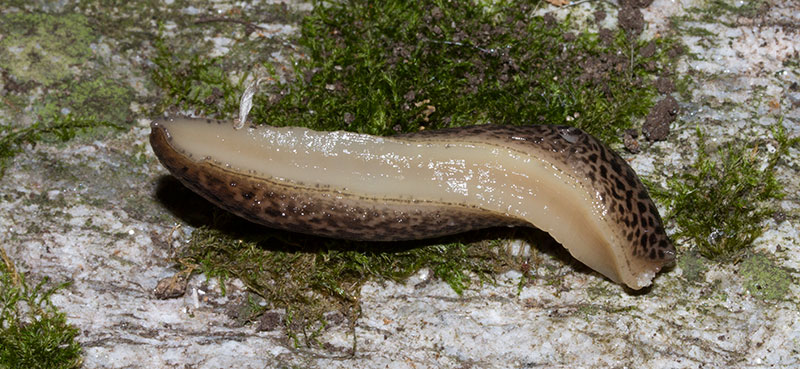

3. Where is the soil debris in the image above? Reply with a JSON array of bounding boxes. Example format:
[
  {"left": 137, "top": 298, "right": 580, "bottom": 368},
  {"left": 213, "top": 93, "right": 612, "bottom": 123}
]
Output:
[
  {"left": 642, "top": 95, "right": 679, "bottom": 141},
  {"left": 624, "top": 129, "right": 641, "bottom": 153},
  {"left": 654, "top": 76, "right": 676, "bottom": 94},
  {"left": 618, "top": 4, "right": 644, "bottom": 37},
  {"left": 153, "top": 273, "right": 189, "bottom": 299}
]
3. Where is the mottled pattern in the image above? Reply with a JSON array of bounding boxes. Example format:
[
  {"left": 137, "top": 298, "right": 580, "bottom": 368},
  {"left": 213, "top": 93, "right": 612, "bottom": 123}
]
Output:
[
  {"left": 151, "top": 120, "right": 674, "bottom": 273},
  {"left": 402, "top": 124, "right": 675, "bottom": 265}
]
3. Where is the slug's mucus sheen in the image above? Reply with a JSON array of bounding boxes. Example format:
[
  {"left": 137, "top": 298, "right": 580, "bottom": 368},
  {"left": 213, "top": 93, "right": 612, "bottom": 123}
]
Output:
[{"left": 150, "top": 117, "right": 675, "bottom": 289}]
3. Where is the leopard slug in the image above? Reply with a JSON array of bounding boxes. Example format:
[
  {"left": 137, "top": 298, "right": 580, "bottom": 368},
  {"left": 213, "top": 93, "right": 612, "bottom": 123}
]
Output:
[{"left": 150, "top": 117, "right": 675, "bottom": 289}]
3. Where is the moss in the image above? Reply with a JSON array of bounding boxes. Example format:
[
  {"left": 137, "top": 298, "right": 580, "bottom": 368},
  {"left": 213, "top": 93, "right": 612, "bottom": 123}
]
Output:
[
  {"left": 586, "top": 283, "right": 614, "bottom": 300},
  {"left": 0, "top": 248, "right": 82, "bottom": 369},
  {"left": 577, "top": 303, "right": 601, "bottom": 317},
  {"left": 0, "top": 113, "right": 122, "bottom": 178},
  {"left": 150, "top": 29, "right": 245, "bottom": 118},
  {"left": 130, "top": 142, "right": 151, "bottom": 166},
  {"left": 651, "top": 123, "right": 799, "bottom": 260},
  {"left": 181, "top": 223, "right": 522, "bottom": 346},
  {"left": 153, "top": 1, "right": 675, "bottom": 143},
  {"left": 0, "top": 13, "right": 96, "bottom": 85},
  {"left": 740, "top": 253, "right": 792, "bottom": 301},
  {"left": 248, "top": 1, "right": 674, "bottom": 143},
  {"left": 675, "top": 73, "right": 696, "bottom": 101},
  {"left": 40, "top": 76, "right": 135, "bottom": 128},
  {"left": 704, "top": 0, "right": 766, "bottom": 19},
  {"left": 677, "top": 249, "right": 707, "bottom": 284},
  {"left": 709, "top": 280, "right": 728, "bottom": 302},
  {"left": 676, "top": 0, "right": 767, "bottom": 29}
]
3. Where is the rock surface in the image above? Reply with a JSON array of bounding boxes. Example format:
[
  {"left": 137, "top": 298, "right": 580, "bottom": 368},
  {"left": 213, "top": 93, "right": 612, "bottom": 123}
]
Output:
[{"left": 0, "top": 0, "right": 798, "bottom": 368}]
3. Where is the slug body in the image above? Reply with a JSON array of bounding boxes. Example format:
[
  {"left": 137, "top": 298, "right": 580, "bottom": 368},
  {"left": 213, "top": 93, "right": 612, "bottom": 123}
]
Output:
[{"left": 150, "top": 117, "right": 674, "bottom": 289}]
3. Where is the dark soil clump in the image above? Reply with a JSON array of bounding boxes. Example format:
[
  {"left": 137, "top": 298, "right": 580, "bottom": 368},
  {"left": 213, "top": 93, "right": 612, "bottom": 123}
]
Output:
[
  {"left": 618, "top": 4, "right": 644, "bottom": 37},
  {"left": 643, "top": 96, "right": 679, "bottom": 141}
]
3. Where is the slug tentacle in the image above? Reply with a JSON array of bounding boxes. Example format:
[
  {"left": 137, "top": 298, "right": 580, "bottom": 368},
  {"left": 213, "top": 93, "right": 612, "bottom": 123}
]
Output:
[{"left": 150, "top": 117, "right": 674, "bottom": 289}]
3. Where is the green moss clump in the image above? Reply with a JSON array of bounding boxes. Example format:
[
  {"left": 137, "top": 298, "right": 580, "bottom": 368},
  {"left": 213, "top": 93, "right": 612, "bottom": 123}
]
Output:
[
  {"left": 152, "top": 1, "right": 675, "bottom": 143},
  {"left": 181, "top": 224, "right": 523, "bottom": 347},
  {"left": 245, "top": 1, "right": 671, "bottom": 143},
  {"left": 653, "top": 123, "right": 799, "bottom": 259},
  {"left": 740, "top": 253, "right": 792, "bottom": 301},
  {"left": 150, "top": 29, "right": 245, "bottom": 118},
  {"left": 0, "top": 248, "right": 82, "bottom": 369},
  {"left": 41, "top": 76, "right": 135, "bottom": 126}
]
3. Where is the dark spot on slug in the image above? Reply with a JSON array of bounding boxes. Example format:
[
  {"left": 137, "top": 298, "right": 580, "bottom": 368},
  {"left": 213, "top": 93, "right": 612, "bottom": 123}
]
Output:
[
  {"left": 625, "top": 171, "right": 637, "bottom": 187},
  {"left": 615, "top": 177, "right": 625, "bottom": 191},
  {"left": 264, "top": 208, "right": 282, "bottom": 217},
  {"left": 610, "top": 158, "right": 622, "bottom": 174}
]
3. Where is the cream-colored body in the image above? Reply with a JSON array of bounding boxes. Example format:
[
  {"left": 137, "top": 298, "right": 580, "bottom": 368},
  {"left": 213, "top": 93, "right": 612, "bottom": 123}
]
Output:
[{"left": 153, "top": 117, "right": 674, "bottom": 289}]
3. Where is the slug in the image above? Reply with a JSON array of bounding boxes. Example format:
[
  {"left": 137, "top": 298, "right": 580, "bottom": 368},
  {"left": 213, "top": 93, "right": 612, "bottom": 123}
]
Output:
[{"left": 150, "top": 117, "right": 675, "bottom": 289}]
